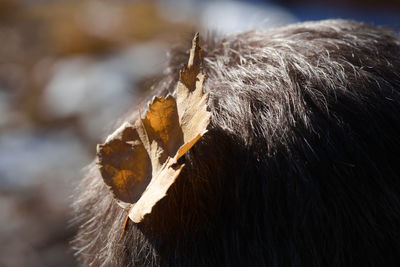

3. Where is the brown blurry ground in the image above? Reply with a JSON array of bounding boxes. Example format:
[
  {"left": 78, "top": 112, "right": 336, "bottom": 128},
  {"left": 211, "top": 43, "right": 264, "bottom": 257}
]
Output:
[{"left": 0, "top": 1, "right": 192, "bottom": 266}]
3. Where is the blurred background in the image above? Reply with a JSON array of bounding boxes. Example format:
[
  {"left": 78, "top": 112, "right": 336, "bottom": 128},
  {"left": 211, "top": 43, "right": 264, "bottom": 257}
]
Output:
[{"left": 0, "top": 0, "right": 398, "bottom": 266}]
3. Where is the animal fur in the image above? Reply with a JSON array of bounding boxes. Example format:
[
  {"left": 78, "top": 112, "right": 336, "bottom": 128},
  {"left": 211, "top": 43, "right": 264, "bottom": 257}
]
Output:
[{"left": 72, "top": 19, "right": 400, "bottom": 266}]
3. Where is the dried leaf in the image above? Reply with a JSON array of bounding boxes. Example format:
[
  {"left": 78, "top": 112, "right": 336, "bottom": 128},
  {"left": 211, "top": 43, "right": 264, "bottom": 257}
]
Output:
[
  {"left": 97, "top": 123, "right": 152, "bottom": 207},
  {"left": 179, "top": 32, "right": 202, "bottom": 90},
  {"left": 97, "top": 33, "right": 210, "bottom": 223}
]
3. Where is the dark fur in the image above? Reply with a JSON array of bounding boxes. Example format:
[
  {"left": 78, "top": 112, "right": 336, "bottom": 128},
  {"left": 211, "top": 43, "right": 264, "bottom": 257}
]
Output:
[{"left": 72, "top": 20, "right": 400, "bottom": 266}]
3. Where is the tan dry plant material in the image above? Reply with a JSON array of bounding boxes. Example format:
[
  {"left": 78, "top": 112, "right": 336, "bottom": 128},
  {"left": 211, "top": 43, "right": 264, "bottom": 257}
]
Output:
[{"left": 97, "top": 33, "right": 210, "bottom": 223}]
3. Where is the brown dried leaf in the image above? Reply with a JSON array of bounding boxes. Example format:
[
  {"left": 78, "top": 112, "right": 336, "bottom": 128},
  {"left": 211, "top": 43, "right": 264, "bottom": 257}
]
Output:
[
  {"left": 141, "top": 96, "right": 183, "bottom": 165},
  {"left": 128, "top": 157, "right": 184, "bottom": 222},
  {"left": 179, "top": 32, "right": 202, "bottom": 91},
  {"left": 97, "top": 33, "right": 210, "bottom": 223},
  {"left": 97, "top": 124, "right": 152, "bottom": 207}
]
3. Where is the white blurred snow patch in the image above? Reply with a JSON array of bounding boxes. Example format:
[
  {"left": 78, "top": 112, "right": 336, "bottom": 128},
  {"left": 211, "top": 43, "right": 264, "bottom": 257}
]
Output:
[
  {"left": 157, "top": 0, "right": 296, "bottom": 34},
  {"left": 0, "top": 129, "right": 91, "bottom": 190},
  {"left": 201, "top": 1, "right": 296, "bottom": 34},
  {"left": 42, "top": 42, "right": 167, "bottom": 139}
]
